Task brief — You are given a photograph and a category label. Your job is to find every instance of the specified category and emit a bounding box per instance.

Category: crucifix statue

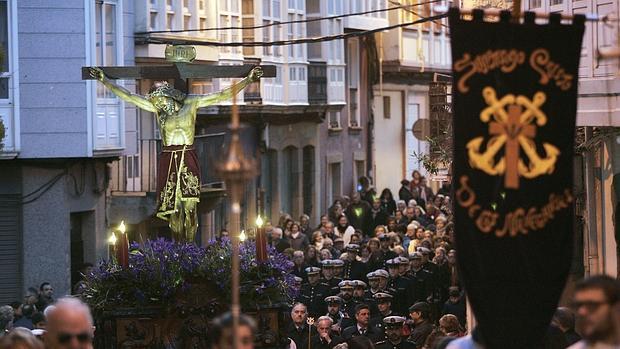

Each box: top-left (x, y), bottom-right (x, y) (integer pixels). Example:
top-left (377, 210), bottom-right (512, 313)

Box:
top-left (83, 46), bottom-right (273, 242)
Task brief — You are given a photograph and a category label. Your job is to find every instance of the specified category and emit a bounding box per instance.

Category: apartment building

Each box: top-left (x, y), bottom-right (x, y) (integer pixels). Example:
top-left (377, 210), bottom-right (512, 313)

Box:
top-left (0, 0), bottom-right (136, 301)
top-left (372, 1), bottom-right (452, 195)
top-left (520, 0), bottom-right (620, 280)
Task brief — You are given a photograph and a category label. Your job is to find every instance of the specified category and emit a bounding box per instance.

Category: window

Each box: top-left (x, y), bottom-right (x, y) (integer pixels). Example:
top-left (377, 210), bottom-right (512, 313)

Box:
top-left (199, 0), bottom-right (205, 10)
top-left (302, 146), bottom-right (315, 216)
top-left (529, 0), bottom-right (541, 7)
top-left (184, 15), bottom-right (191, 30)
top-left (149, 11), bottom-right (157, 30)
top-left (329, 162), bottom-right (342, 205)
top-left (328, 111), bottom-right (341, 129)
top-left (190, 78), bottom-right (215, 95)
top-left (0, 0), bottom-right (10, 99)
top-left (200, 17), bottom-right (207, 29)
top-left (349, 89), bottom-right (359, 127)
top-left (282, 146), bottom-right (299, 215)
top-left (383, 96), bottom-right (391, 119)
top-left (550, 0), bottom-right (563, 5)
top-left (166, 13), bottom-right (174, 30)
top-left (273, 22), bottom-right (281, 56)
top-left (94, 0), bottom-right (122, 150)
top-left (355, 160), bottom-right (365, 181)
top-left (263, 20), bottom-right (271, 55)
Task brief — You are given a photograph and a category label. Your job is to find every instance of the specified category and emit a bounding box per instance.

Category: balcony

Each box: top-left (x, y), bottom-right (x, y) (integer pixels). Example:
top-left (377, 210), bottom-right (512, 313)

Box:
top-left (110, 139), bottom-right (160, 194)
top-left (308, 63), bottom-right (327, 105)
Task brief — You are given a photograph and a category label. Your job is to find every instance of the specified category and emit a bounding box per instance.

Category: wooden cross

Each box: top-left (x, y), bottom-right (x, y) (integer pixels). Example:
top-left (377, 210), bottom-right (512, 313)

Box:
top-left (81, 62), bottom-right (276, 93)
top-left (489, 104), bottom-right (536, 189)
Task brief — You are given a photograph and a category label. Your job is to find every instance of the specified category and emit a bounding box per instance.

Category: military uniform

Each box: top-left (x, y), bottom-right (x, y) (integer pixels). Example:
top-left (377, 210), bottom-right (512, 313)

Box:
top-left (343, 244), bottom-right (368, 281)
top-left (375, 339), bottom-right (418, 349)
top-left (300, 267), bottom-right (330, 317)
top-left (374, 316), bottom-right (416, 349)
top-left (369, 292), bottom-right (397, 335)
top-left (386, 259), bottom-right (413, 315)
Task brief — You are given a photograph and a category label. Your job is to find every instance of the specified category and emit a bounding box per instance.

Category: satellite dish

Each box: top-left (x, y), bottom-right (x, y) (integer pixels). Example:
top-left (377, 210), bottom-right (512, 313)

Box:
top-left (412, 119), bottom-right (431, 140)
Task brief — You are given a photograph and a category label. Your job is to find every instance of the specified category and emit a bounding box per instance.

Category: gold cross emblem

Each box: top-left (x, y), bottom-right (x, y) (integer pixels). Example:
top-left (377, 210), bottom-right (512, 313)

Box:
top-left (467, 87), bottom-right (560, 189)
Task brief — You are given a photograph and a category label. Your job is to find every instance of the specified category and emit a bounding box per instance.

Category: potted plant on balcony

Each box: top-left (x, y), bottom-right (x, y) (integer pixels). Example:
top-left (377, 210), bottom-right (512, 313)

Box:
top-left (83, 238), bottom-right (296, 349)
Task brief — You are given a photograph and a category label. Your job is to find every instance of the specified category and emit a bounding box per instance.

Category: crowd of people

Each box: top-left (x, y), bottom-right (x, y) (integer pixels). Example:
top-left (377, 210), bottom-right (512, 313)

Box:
top-left (261, 172), bottom-right (462, 349)
top-left (2, 171), bottom-right (620, 349)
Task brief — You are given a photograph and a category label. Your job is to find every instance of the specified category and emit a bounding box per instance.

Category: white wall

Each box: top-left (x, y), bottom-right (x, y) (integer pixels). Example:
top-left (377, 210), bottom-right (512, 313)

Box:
top-left (373, 90), bottom-right (404, 196)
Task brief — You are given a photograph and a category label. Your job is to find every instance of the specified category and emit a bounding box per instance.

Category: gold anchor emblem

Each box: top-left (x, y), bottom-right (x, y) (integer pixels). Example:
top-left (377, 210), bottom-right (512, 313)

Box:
top-left (467, 87), bottom-right (560, 189)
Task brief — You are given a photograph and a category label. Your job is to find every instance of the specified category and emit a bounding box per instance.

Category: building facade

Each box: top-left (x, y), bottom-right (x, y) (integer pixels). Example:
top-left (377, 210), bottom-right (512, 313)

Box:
top-left (521, 0), bottom-right (620, 281)
top-left (371, 2), bottom-right (452, 196)
top-left (0, 0), bottom-right (135, 302)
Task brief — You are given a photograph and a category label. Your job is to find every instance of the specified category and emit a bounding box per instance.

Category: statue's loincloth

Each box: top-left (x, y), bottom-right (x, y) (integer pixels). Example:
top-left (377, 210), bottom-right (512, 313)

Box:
top-left (156, 145), bottom-right (201, 221)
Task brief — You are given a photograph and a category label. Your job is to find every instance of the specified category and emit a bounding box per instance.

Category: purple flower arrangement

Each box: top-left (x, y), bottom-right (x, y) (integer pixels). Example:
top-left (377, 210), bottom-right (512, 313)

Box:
top-left (83, 238), bottom-right (295, 311)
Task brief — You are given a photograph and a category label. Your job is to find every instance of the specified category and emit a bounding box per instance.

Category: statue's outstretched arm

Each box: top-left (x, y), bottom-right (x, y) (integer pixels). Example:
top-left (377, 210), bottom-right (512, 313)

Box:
top-left (89, 67), bottom-right (157, 113)
top-left (187, 67), bottom-right (264, 109)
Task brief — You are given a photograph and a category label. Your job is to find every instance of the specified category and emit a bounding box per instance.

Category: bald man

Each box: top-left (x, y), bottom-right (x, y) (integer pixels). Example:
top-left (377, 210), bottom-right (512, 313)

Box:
top-left (44, 297), bottom-right (94, 349)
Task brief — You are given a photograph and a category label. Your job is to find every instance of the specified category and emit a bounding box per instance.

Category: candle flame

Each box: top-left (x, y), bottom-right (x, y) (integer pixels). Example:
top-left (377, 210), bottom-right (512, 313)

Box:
top-left (255, 215), bottom-right (264, 228)
top-left (108, 233), bottom-right (117, 245)
top-left (119, 220), bottom-right (126, 234)
top-left (239, 230), bottom-right (247, 242)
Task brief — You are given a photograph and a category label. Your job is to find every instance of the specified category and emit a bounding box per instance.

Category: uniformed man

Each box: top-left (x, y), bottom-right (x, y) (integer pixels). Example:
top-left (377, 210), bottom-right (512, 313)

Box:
top-left (386, 259), bottom-right (412, 315)
top-left (325, 296), bottom-right (354, 334)
top-left (406, 253), bottom-right (432, 304)
top-left (396, 256), bottom-right (411, 277)
top-left (375, 316), bottom-right (416, 349)
top-left (369, 292), bottom-right (397, 335)
top-left (364, 271), bottom-right (381, 314)
top-left (352, 280), bottom-right (367, 303)
top-left (320, 260), bottom-right (343, 296)
top-left (300, 266), bottom-right (330, 317)
top-left (416, 247), bottom-right (441, 320)
top-left (332, 259), bottom-right (345, 280)
top-left (342, 244), bottom-right (367, 281)
top-left (338, 280), bottom-right (358, 319)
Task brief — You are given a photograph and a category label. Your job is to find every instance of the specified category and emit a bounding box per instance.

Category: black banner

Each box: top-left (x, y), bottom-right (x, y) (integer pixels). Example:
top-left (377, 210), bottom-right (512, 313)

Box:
top-left (449, 8), bottom-right (585, 348)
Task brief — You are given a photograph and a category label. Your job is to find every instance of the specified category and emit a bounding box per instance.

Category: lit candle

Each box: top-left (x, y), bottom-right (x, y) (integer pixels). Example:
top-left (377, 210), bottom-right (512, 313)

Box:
top-left (116, 221), bottom-right (129, 268)
top-left (255, 215), bottom-right (267, 263)
top-left (108, 232), bottom-right (117, 260)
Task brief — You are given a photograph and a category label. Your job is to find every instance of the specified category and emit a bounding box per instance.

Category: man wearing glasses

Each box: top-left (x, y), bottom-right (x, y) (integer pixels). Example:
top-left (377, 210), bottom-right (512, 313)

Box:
top-left (43, 298), bottom-right (94, 349)
top-left (568, 275), bottom-right (620, 349)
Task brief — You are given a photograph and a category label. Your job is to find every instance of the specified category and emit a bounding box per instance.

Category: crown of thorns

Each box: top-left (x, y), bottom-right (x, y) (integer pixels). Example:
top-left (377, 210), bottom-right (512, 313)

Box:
top-left (147, 81), bottom-right (186, 102)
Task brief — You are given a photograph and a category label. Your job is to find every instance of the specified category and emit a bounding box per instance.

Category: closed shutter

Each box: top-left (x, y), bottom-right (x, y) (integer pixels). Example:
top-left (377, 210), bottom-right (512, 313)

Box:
top-left (0, 194), bottom-right (20, 304)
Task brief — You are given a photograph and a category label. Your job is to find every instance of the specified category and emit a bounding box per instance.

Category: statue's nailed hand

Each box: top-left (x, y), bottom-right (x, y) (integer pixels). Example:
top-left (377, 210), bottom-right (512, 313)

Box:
top-left (88, 67), bottom-right (105, 81)
top-left (249, 66), bottom-right (264, 81)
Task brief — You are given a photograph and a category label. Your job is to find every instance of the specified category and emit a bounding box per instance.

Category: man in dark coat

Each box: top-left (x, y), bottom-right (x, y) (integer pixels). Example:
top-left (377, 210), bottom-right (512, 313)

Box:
top-left (375, 316), bottom-right (417, 349)
top-left (370, 198), bottom-right (389, 232)
top-left (342, 304), bottom-right (384, 343)
top-left (343, 244), bottom-right (368, 281)
top-left (386, 259), bottom-right (413, 316)
top-left (339, 280), bottom-right (359, 319)
top-left (320, 260), bottom-right (343, 296)
top-left (399, 180), bottom-right (414, 204)
top-left (287, 303), bottom-right (316, 349)
top-left (346, 193), bottom-right (372, 234)
top-left (369, 293), bottom-right (399, 336)
top-left (407, 302), bottom-right (434, 349)
top-left (325, 296), bottom-right (352, 333)
top-left (406, 253), bottom-right (433, 304)
top-left (310, 315), bottom-right (345, 349)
